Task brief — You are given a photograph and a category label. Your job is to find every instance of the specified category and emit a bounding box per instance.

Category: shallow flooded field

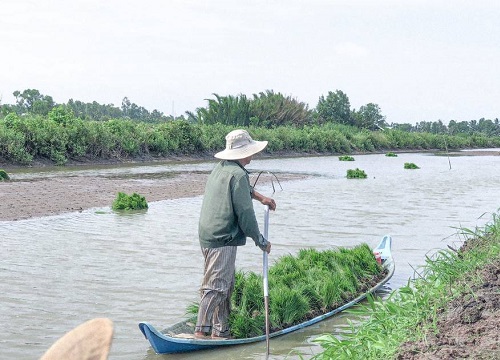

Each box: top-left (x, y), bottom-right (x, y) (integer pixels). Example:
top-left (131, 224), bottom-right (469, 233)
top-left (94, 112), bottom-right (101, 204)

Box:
top-left (1, 150), bottom-right (499, 359)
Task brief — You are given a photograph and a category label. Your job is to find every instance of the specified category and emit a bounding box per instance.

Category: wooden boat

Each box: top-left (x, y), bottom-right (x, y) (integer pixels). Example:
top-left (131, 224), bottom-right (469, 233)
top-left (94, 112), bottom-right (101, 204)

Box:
top-left (139, 235), bottom-right (394, 354)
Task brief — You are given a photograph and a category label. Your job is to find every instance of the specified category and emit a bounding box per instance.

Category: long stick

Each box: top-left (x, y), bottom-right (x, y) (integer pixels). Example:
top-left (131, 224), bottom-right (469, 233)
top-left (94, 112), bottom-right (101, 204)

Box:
top-left (444, 133), bottom-right (452, 170)
top-left (263, 205), bottom-right (270, 357)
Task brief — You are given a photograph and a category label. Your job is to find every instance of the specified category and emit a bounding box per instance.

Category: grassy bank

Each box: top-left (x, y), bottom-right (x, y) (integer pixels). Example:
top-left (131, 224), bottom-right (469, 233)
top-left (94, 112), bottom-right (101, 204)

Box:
top-left (1, 112), bottom-right (499, 166)
top-left (311, 211), bottom-right (500, 359)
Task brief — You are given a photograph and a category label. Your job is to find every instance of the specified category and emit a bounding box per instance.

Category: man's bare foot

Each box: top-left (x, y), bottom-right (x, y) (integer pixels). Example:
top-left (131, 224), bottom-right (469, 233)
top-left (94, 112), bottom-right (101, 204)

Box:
top-left (194, 331), bottom-right (211, 339)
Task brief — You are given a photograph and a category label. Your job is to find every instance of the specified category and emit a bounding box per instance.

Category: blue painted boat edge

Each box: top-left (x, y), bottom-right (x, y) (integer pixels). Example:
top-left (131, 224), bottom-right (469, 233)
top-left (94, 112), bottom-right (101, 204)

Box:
top-left (139, 322), bottom-right (219, 354)
top-left (139, 322), bottom-right (268, 347)
top-left (139, 235), bottom-right (394, 354)
top-left (138, 322), bottom-right (161, 354)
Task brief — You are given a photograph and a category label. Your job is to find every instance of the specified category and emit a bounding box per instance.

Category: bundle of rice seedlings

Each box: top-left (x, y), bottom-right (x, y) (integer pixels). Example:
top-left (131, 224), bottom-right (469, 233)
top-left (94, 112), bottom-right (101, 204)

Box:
top-left (404, 162), bottom-right (420, 169)
top-left (347, 168), bottom-right (368, 178)
top-left (0, 169), bottom-right (10, 181)
top-left (112, 192), bottom-right (148, 210)
top-left (188, 243), bottom-right (384, 338)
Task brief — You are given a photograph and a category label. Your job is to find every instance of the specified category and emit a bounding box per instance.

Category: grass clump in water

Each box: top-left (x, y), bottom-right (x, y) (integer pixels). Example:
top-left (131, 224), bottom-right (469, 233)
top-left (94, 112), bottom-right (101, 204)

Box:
top-left (112, 192), bottom-right (148, 211)
top-left (404, 162), bottom-right (420, 169)
top-left (0, 169), bottom-right (10, 181)
top-left (339, 155), bottom-right (355, 161)
top-left (385, 152), bottom-right (398, 157)
top-left (346, 168), bottom-right (367, 179)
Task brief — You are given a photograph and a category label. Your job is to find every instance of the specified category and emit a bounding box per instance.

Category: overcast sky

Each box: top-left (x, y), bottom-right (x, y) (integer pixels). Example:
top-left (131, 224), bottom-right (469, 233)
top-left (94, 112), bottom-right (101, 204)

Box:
top-left (1, 0), bottom-right (499, 124)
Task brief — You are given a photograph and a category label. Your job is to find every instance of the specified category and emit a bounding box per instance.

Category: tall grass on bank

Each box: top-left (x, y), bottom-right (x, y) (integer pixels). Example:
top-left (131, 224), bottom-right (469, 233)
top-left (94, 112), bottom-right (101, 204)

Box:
top-left (311, 211), bottom-right (500, 360)
top-left (1, 110), bottom-right (500, 166)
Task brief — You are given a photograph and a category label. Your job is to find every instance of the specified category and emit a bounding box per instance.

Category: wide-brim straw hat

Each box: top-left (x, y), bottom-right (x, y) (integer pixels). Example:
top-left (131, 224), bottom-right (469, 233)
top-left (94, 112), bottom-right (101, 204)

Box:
top-left (40, 318), bottom-right (114, 360)
top-left (214, 129), bottom-right (268, 160)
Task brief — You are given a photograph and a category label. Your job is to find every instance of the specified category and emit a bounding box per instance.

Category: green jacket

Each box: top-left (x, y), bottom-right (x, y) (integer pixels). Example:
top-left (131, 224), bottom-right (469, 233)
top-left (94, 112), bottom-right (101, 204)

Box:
top-left (198, 160), bottom-right (266, 249)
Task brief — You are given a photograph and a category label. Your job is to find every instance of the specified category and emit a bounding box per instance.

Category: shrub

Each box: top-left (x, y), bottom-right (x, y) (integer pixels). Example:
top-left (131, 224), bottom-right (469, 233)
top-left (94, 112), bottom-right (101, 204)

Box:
top-left (85, 121), bottom-right (116, 159)
top-left (198, 123), bottom-right (231, 152)
top-left (352, 131), bottom-right (375, 152)
top-left (104, 119), bottom-right (141, 157)
top-left (0, 125), bottom-right (33, 164)
top-left (157, 120), bottom-right (203, 153)
top-left (48, 105), bottom-right (75, 126)
top-left (64, 117), bottom-right (90, 158)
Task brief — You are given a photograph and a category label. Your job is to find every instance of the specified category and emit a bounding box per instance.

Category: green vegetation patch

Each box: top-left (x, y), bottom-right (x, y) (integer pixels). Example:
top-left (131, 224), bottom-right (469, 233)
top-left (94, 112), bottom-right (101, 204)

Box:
top-left (2, 88), bottom-right (500, 167)
top-left (0, 169), bottom-right (10, 181)
top-left (404, 162), bottom-right (420, 169)
top-left (112, 192), bottom-right (148, 211)
top-left (188, 244), bottom-right (384, 339)
top-left (339, 155), bottom-right (355, 161)
top-left (347, 168), bottom-right (367, 179)
top-left (1, 108), bottom-right (500, 167)
top-left (385, 152), bottom-right (398, 157)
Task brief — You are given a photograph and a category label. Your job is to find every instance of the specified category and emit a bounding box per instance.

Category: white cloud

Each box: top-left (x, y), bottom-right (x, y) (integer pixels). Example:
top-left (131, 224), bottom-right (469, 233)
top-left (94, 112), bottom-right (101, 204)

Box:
top-left (1, 0), bottom-right (500, 123)
top-left (334, 42), bottom-right (369, 57)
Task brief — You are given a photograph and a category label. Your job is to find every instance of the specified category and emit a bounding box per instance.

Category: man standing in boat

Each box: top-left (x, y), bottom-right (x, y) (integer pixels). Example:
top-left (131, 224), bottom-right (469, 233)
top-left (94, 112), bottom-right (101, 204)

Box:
top-left (194, 129), bottom-right (276, 340)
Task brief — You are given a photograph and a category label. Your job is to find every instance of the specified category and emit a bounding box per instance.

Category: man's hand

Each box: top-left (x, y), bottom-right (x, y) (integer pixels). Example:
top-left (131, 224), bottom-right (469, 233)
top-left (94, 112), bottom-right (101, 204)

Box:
top-left (261, 196), bottom-right (276, 211)
top-left (252, 190), bottom-right (277, 211)
top-left (258, 234), bottom-right (272, 253)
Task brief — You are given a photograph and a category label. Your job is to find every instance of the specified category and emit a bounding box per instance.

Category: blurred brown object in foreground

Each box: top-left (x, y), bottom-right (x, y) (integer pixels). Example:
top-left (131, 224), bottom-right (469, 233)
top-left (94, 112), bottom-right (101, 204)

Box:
top-left (40, 318), bottom-right (114, 360)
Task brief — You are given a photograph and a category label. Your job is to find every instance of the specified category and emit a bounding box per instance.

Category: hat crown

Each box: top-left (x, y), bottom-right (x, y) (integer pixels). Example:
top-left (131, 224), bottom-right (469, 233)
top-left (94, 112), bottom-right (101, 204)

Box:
top-left (226, 130), bottom-right (252, 150)
top-left (214, 129), bottom-right (267, 160)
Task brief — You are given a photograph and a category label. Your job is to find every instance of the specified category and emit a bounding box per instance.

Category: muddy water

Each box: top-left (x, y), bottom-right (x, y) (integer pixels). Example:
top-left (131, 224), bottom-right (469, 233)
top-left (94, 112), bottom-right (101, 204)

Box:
top-left (1, 151), bottom-right (499, 359)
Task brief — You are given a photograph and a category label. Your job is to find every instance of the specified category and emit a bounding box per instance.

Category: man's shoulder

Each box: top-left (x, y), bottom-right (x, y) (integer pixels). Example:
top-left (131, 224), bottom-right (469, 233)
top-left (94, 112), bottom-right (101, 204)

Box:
top-left (217, 161), bottom-right (247, 176)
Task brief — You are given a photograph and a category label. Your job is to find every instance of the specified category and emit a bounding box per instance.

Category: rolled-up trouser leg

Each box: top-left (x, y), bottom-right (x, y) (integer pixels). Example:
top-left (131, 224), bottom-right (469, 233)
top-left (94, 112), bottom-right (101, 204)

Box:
top-left (195, 246), bottom-right (237, 336)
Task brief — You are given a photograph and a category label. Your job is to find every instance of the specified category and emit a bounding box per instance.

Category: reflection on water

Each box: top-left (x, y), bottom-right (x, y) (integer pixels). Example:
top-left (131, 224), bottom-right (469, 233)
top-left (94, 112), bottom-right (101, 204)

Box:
top-left (1, 152), bottom-right (499, 359)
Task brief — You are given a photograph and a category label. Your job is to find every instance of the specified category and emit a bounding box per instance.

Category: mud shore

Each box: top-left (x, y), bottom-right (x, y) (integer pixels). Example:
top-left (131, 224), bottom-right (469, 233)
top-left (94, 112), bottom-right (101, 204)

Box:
top-left (397, 254), bottom-right (500, 359)
top-left (0, 170), bottom-right (211, 221)
top-left (0, 155), bottom-right (305, 221)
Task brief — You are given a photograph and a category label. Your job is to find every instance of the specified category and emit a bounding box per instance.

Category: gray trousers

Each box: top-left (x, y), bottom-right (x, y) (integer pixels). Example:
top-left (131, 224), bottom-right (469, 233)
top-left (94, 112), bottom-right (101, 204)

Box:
top-left (195, 246), bottom-right (237, 337)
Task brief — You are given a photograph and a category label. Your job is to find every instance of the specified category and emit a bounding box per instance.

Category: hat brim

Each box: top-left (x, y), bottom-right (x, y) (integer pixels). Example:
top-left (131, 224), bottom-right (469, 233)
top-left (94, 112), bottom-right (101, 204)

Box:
top-left (214, 140), bottom-right (268, 160)
top-left (40, 318), bottom-right (113, 360)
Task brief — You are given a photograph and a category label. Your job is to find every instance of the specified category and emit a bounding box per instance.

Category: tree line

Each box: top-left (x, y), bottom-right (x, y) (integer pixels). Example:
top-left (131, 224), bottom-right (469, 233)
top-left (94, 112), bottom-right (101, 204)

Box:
top-left (392, 118), bottom-right (500, 137)
top-left (1, 88), bottom-right (499, 136)
top-left (0, 89), bottom-right (173, 123)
